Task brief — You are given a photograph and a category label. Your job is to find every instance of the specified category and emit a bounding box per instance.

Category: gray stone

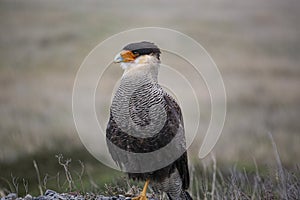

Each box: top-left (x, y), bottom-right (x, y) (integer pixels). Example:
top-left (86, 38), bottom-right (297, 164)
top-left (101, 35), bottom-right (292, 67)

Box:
top-left (33, 196), bottom-right (48, 200)
top-left (4, 193), bottom-right (17, 200)
top-left (24, 194), bottom-right (32, 200)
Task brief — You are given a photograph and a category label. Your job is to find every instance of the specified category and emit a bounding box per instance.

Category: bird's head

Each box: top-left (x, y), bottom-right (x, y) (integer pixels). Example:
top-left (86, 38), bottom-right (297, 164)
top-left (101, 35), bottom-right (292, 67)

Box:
top-left (114, 41), bottom-right (161, 70)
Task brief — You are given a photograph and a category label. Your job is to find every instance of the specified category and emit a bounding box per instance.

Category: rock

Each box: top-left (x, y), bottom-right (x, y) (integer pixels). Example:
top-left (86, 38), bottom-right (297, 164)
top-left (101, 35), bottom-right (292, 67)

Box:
top-left (2, 193), bottom-right (17, 200)
top-left (1, 190), bottom-right (159, 200)
top-left (32, 196), bottom-right (48, 200)
top-left (23, 195), bottom-right (32, 200)
top-left (44, 190), bottom-right (65, 200)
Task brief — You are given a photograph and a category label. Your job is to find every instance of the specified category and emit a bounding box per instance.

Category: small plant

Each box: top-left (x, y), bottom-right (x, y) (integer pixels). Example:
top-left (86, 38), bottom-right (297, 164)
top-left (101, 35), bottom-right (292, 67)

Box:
top-left (33, 160), bottom-right (43, 196)
top-left (0, 139), bottom-right (299, 199)
top-left (55, 154), bottom-right (75, 192)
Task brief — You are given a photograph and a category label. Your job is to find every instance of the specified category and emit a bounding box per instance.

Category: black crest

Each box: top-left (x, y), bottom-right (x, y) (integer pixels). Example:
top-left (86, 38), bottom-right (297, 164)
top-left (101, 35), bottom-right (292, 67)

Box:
top-left (123, 41), bottom-right (161, 60)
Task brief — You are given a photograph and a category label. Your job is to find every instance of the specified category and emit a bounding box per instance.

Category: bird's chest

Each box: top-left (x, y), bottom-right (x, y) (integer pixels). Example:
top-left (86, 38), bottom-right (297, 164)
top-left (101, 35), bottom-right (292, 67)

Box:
top-left (110, 83), bottom-right (166, 135)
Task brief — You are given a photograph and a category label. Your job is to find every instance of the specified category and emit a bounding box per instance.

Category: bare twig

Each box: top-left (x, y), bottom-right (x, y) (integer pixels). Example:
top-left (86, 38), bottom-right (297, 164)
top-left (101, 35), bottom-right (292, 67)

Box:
top-left (211, 154), bottom-right (217, 200)
top-left (10, 173), bottom-right (19, 194)
top-left (267, 132), bottom-right (288, 199)
top-left (86, 167), bottom-right (99, 191)
top-left (56, 154), bottom-right (74, 192)
top-left (0, 177), bottom-right (14, 193)
top-left (56, 172), bottom-right (61, 191)
top-left (22, 178), bottom-right (29, 195)
top-left (74, 160), bottom-right (85, 193)
top-left (43, 174), bottom-right (49, 190)
top-left (33, 160), bottom-right (43, 196)
top-left (202, 162), bottom-right (208, 200)
top-left (251, 157), bottom-right (260, 200)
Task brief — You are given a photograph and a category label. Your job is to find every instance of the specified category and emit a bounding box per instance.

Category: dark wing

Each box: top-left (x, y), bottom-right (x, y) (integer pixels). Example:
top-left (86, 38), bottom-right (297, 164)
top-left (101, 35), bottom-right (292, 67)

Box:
top-left (106, 113), bottom-right (128, 168)
top-left (106, 86), bottom-right (189, 188)
top-left (164, 94), bottom-right (190, 190)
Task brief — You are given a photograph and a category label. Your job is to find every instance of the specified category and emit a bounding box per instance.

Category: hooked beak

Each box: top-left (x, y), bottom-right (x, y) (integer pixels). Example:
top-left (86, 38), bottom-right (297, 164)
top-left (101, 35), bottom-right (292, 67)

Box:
top-left (113, 53), bottom-right (123, 63)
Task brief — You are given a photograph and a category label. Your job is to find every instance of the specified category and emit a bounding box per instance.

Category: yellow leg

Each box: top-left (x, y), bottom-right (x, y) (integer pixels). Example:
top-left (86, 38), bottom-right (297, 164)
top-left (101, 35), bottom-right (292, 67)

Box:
top-left (132, 179), bottom-right (149, 200)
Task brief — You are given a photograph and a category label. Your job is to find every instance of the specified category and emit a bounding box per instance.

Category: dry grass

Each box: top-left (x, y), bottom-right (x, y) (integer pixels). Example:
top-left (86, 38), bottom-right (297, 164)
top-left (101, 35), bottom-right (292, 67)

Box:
top-left (0, 140), bottom-right (299, 199)
top-left (189, 135), bottom-right (300, 200)
top-left (0, 1), bottom-right (299, 195)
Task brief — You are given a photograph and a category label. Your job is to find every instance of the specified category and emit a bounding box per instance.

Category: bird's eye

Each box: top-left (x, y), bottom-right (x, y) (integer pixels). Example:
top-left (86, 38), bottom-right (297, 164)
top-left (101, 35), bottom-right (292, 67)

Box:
top-left (133, 51), bottom-right (139, 56)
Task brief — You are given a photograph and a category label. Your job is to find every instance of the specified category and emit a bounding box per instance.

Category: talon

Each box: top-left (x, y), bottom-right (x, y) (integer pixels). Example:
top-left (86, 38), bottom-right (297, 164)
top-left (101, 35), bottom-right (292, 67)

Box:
top-left (132, 195), bottom-right (147, 200)
top-left (132, 179), bottom-right (149, 200)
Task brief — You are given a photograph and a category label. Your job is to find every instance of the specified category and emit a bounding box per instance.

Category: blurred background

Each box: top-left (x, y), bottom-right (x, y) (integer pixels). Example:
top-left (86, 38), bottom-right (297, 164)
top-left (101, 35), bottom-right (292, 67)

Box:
top-left (0, 0), bottom-right (299, 196)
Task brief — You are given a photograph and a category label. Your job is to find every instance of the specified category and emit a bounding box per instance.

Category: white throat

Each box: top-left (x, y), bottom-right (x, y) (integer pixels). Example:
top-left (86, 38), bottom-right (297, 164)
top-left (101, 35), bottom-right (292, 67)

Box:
top-left (121, 55), bottom-right (160, 82)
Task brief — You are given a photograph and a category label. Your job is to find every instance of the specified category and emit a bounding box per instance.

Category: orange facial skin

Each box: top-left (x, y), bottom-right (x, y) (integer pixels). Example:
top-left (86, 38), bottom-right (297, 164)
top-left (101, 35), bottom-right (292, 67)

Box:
top-left (120, 50), bottom-right (139, 62)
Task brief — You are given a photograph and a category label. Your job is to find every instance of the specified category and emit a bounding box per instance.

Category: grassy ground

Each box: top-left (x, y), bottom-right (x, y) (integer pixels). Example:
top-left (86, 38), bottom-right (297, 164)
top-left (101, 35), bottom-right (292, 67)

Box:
top-left (0, 145), bottom-right (299, 199)
top-left (0, 147), bottom-right (122, 196)
top-left (0, 0), bottom-right (299, 199)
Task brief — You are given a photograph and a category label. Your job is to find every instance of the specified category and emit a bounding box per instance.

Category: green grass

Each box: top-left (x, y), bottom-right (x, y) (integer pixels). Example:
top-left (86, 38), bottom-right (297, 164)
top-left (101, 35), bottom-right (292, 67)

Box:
top-left (0, 0), bottom-right (300, 166)
top-left (1, 133), bottom-right (298, 200)
top-left (0, 146), bottom-right (299, 199)
top-left (0, 147), bottom-right (121, 196)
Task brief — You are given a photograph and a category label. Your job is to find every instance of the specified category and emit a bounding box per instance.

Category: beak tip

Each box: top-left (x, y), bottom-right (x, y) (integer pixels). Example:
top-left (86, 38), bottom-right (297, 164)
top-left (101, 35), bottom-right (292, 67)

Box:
top-left (114, 53), bottom-right (123, 63)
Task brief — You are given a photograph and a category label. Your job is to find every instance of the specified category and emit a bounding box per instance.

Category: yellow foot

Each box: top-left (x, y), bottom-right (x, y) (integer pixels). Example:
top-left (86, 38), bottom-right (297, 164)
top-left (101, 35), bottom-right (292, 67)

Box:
top-left (132, 179), bottom-right (149, 200)
top-left (132, 195), bottom-right (148, 200)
